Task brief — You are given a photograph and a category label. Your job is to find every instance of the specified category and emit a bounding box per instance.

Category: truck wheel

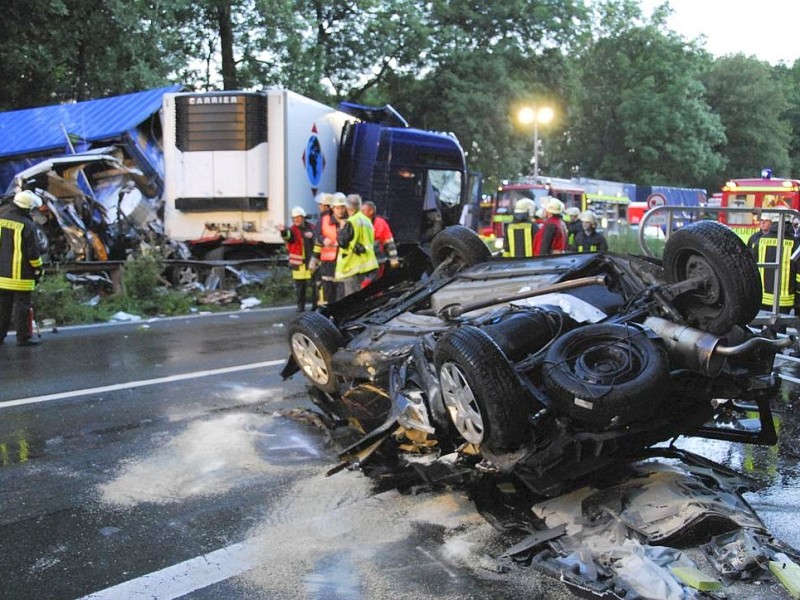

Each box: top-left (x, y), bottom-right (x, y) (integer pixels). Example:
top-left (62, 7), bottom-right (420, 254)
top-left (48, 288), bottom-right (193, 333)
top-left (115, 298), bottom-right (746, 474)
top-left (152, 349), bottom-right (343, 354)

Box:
top-left (289, 312), bottom-right (344, 394)
top-left (663, 220), bottom-right (760, 334)
top-left (434, 326), bottom-right (530, 452)
top-left (543, 323), bottom-right (669, 427)
top-left (431, 225), bottom-right (491, 275)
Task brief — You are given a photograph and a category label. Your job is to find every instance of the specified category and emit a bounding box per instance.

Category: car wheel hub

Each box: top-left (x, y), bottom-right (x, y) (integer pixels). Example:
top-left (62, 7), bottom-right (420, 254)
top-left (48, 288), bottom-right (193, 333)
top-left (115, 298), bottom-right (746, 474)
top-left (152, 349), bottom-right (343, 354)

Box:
top-left (440, 362), bottom-right (484, 444)
top-left (291, 333), bottom-right (330, 385)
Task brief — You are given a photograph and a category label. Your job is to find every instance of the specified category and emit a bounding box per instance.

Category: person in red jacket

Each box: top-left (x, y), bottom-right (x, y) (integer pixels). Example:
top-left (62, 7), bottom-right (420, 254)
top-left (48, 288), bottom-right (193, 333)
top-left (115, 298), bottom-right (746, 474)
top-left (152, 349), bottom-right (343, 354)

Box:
top-left (533, 197), bottom-right (569, 256)
top-left (279, 206), bottom-right (316, 312)
top-left (361, 201), bottom-right (399, 281)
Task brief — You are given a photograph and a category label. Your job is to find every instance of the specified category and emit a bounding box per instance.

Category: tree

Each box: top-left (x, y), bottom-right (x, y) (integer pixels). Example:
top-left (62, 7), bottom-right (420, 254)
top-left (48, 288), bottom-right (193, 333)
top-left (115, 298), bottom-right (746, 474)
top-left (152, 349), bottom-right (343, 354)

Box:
top-left (0, 0), bottom-right (184, 110)
top-left (705, 55), bottom-right (792, 183)
top-left (555, 5), bottom-right (726, 188)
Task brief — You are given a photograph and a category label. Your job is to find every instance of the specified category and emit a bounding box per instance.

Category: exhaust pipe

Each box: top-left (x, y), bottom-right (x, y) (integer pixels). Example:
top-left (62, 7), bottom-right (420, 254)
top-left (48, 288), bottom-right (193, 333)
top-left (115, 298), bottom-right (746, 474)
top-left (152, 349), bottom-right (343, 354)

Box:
top-left (644, 317), bottom-right (794, 377)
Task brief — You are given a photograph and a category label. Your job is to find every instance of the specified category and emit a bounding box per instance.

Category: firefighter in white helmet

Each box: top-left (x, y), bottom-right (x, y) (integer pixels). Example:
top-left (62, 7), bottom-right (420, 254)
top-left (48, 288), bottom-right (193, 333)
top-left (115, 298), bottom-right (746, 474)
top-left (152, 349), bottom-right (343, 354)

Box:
top-left (502, 199), bottom-right (537, 258)
top-left (279, 206), bottom-right (316, 311)
top-left (572, 210), bottom-right (608, 253)
top-left (0, 190), bottom-right (44, 346)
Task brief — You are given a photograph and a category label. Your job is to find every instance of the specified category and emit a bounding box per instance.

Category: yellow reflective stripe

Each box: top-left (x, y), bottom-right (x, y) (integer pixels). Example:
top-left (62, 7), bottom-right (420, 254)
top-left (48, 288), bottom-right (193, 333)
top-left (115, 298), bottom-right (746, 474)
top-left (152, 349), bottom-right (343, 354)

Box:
top-left (0, 218), bottom-right (26, 280)
top-left (0, 276), bottom-right (35, 291)
top-left (30, 257), bottom-right (43, 268)
top-left (757, 238), bottom-right (794, 305)
top-left (506, 223), bottom-right (533, 257)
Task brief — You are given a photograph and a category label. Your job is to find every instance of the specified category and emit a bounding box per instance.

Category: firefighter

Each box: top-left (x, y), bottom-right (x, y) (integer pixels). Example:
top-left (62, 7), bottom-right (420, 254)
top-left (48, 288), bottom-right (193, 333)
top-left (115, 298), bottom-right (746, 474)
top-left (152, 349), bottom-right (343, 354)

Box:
top-left (0, 190), bottom-right (44, 346)
top-left (502, 199), bottom-right (537, 258)
top-left (361, 200), bottom-right (399, 278)
top-left (565, 206), bottom-right (582, 249)
top-left (747, 213), bottom-right (795, 313)
top-left (335, 194), bottom-right (379, 296)
top-left (279, 206), bottom-right (316, 312)
top-left (572, 211), bottom-right (608, 253)
top-left (311, 193), bottom-right (339, 306)
top-left (533, 197), bottom-right (569, 255)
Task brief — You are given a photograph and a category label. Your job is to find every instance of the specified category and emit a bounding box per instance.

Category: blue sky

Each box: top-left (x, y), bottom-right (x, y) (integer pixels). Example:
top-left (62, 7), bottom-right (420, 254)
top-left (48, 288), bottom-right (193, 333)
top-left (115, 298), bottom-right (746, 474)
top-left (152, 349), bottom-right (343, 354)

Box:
top-left (638, 0), bottom-right (800, 65)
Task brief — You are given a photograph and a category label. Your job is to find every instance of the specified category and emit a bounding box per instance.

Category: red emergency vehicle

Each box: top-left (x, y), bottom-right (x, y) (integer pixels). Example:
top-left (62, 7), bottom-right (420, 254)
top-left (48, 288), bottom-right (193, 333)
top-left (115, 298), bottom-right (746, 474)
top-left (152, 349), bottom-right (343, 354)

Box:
top-left (719, 169), bottom-right (800, 237)
top-left (491, 178), bottom-right (585, 238)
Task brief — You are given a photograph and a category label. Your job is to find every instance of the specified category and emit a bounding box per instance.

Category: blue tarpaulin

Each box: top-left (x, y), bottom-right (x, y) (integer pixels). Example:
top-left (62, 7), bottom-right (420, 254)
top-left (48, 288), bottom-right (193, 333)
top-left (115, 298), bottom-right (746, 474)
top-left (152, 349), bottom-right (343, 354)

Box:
top-left (0, 85), bottom-right (181, 159)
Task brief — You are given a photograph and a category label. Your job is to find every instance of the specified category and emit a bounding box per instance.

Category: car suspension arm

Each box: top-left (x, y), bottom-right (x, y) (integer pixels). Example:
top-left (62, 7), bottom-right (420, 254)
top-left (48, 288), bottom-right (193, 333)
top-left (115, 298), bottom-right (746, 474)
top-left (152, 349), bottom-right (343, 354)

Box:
top-left (437, 275), bottom-right (608, 321)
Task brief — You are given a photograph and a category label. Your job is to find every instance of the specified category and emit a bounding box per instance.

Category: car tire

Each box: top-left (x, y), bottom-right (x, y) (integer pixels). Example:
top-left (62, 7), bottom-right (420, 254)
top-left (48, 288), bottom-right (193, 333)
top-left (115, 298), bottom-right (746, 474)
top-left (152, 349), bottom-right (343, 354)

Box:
top-left (167, 264), bottom-right (203, 287)
top-left (543, 323), bottom-right (669, 427)
top-left (431, 225), bottom-right (491, 274)
top-left (663, 220), bottom-right (761, 334)
top-left (434, 326), bottom-right (530, 452)
top-left (289, 312), bottom-right (344, 394)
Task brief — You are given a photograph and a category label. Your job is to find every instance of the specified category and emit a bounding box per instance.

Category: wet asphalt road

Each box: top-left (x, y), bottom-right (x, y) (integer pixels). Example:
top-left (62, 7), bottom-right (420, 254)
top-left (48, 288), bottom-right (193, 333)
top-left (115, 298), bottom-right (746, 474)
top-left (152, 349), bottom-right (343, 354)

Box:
top-left (2, 308), bottom-right (800, 599)
top-left (0, 308), bottom-right (573, 600)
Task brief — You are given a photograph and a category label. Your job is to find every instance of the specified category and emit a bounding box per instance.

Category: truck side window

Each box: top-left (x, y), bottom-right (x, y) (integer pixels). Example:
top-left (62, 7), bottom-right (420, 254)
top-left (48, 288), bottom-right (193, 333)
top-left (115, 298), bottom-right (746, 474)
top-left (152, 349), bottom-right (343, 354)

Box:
top-left (428, 170), bottom-right (462, 208)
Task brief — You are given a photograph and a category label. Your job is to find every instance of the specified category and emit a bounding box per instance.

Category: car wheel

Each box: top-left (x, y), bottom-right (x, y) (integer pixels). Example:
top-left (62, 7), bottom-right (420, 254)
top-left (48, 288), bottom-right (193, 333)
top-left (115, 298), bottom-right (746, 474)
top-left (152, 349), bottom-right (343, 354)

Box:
top-left (543, 323), bottom-right (669, 427)
top-left (663, 220), bottom-right (761, 334)
top-left (434, 326), bottom-right (530, 452)
top-left (289, 312), bottom-right (344, 394)
top-left (168, 264), bottom-right (203, 287)
top-left (431, 225), bottom-right (491, 275)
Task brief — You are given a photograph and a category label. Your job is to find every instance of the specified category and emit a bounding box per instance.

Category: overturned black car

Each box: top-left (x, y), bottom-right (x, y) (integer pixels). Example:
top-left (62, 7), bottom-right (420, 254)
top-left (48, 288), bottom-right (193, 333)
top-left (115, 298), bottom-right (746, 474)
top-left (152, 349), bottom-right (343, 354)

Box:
top-left (282, 222), bottom-right (792, 496)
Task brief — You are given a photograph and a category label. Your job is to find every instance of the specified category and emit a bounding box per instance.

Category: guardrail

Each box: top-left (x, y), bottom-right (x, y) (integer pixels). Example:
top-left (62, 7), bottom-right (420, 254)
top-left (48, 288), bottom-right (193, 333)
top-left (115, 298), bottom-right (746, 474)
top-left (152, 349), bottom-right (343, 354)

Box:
top-left (638, 205), bottom-right (800, 318)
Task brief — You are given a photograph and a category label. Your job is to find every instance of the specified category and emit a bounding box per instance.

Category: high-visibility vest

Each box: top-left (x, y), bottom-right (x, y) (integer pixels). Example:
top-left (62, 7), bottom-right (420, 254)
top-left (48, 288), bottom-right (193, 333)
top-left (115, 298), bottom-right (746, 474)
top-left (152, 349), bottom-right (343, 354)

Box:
top-left (318, 214), bottom-right (338, 262)
top-left (756, 236), bottom-right (795, 307)
top-left (282, 223), bottom-right (313, 281)
top-left (335, 212), bottom-right (378, 280)
top-left (0, 207), bottom-right (43, 292)
top-left (502, 221), bottom-right (534, 257)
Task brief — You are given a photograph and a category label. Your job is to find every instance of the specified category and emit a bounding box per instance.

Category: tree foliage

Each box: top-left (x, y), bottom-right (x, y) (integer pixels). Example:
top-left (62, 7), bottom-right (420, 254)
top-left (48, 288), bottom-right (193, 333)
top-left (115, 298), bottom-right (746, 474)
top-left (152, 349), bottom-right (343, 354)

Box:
top-left (1, 0), bottom-right (800, 192)
top-left (704, 55), bottom-right (792, 184)
top-left (557, 14), bottom-right (725, 188)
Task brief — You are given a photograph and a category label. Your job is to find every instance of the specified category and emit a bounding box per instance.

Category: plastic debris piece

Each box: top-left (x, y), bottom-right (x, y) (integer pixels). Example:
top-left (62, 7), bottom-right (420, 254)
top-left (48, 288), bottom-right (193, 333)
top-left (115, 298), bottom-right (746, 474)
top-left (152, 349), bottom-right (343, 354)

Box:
top-left (109, 311), bottom-right (142, 322)
top-left (670, 566), bottom-right (721, 591)
top-left (239, 296), bottom-right (262, 309)
top-left (769, 553), bottom-right (800, 599)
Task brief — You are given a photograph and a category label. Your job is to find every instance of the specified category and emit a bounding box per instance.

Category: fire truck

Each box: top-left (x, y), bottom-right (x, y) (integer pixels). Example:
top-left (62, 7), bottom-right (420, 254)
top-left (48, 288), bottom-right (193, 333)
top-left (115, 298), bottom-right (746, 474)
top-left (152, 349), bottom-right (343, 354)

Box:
top-left (491, 178), bottom-right (585, 238)
top-left (719, 169), bottom-right (800, 238)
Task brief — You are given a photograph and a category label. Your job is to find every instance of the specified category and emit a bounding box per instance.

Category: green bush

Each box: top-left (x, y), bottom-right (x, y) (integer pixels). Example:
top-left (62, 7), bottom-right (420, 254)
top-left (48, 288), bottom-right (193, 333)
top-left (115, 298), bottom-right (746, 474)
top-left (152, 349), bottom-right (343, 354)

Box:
top-left (123, 254), bottom-right (163, 300)
top-left (33, 260), bottom-right (296, 326)
top-left (33, 272), bottom-right (100, 324)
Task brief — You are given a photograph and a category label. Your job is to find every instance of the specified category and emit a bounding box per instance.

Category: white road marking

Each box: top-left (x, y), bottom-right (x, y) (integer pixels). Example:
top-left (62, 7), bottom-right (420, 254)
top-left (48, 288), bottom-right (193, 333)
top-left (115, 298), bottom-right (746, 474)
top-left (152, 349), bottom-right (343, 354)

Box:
top-left (79, 541), bottom-right (260, 599)
top-left (1, 360), bottom-right (286, 408)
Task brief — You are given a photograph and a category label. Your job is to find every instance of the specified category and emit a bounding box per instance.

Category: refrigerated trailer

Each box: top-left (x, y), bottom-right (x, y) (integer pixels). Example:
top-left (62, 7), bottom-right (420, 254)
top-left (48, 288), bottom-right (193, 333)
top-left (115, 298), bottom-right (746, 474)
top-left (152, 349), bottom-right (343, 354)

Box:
top-left (162, 89), bottom-right (469, 259)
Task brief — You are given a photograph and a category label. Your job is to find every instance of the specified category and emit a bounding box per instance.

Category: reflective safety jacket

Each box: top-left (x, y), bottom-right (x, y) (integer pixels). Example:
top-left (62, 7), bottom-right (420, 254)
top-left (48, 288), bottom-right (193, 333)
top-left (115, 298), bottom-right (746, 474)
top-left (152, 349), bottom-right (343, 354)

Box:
top-left (372, 215), bottom-right (398, 264)
top-left (335, 211), bottom-right (378, 280)
top-left (281, 220), bottom-right (315, 281)
top-left (751, 234), bottom-right (795, 308)
top-left (502, 220), bottom-right (536, 258)
top-left (0, 204), bottom-right (42, 292)
top-left (533, 216), bottom-right (568, 256)
top-left (572, 230), bottom-right (608, 253)
top-left (313, 212), bottom-right (339, 263)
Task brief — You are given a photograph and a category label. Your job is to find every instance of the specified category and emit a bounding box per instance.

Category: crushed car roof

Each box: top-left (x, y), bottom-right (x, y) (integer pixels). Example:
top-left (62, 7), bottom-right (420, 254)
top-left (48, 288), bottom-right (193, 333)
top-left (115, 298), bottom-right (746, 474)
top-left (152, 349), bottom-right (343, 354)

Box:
top-left (0, 85), bottom-right (181, 159)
